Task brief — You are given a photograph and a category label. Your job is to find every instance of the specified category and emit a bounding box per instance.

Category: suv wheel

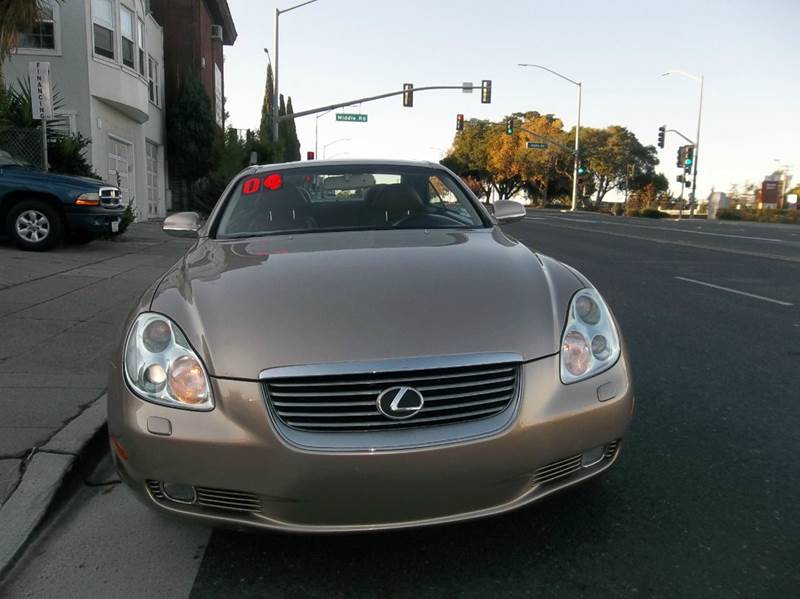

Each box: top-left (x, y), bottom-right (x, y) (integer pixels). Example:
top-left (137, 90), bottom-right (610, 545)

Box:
top-left (8, 200), bottom-right (64, 251)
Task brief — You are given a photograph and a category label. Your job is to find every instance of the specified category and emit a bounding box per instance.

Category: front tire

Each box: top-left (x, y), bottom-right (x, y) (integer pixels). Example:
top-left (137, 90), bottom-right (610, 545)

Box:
top-left (8, 200), bottom-right (64, 251)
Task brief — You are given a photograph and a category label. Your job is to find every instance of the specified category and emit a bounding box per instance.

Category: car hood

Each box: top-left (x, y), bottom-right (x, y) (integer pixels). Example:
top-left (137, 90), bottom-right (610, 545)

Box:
top-left (3, 165), bottom-right (104, 189)
top-left (151, 228), bottom-right (583, 380)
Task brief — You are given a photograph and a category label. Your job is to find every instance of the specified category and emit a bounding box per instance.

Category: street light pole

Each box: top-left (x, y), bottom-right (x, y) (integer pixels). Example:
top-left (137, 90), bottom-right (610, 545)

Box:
top-left (273, 0), bottom-right (320, 143)
top-left (314, 109), bottom-right (334, 158)
top-left (662, 70), bottom-right (703, 216)
top-left (518, 64), bottom-right (582, 211)
top-left (323, 138), bottom-right (350, 159)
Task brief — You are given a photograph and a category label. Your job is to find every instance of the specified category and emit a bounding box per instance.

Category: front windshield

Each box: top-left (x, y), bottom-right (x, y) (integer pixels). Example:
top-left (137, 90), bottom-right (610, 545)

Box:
top-left (0, 150), bottom-right (28, 167)
top-left (215, 165), bottom-right (486, 239)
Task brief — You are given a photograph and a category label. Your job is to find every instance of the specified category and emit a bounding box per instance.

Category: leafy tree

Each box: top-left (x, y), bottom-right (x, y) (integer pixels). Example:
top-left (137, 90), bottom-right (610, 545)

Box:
top-left (285, 96), bottom-right (301, 161)
top-left (487, 112), bottom-right (570, 201)
top-left (442, 119), bottom-right (496, 200)
top-left (167, 75), bottom-right (217, 183)
top-left (578, 125), bottom-right (659, 204)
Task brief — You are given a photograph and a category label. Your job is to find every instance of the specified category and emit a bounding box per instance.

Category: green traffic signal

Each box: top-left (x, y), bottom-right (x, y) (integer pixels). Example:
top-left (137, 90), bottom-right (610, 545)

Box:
top-left (506, 119), bottom-right (514, 135)
top-left (577, 166), bottom-right (586, 175)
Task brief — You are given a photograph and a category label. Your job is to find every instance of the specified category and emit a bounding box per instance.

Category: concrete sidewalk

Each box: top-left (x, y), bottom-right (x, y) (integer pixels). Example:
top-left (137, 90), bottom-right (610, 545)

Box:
top-left (0, 222), bottom-right (192, 503)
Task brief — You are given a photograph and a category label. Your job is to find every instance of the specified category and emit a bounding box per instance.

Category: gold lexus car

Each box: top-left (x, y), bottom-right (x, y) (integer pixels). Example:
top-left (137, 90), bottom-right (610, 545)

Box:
top-left (108, 160), bottom-right (634, 532)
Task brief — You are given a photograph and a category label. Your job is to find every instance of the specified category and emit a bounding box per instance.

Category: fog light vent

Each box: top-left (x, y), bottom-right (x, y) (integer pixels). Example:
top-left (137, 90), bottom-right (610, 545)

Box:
top-left (161, 482), bottom-right (197, 504)
top-left (581, 445), bottom-right (606, 468)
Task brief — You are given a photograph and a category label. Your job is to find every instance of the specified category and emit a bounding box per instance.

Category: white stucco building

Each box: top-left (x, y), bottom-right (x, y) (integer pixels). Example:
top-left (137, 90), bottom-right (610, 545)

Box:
top-left (3, 0), bottom-right (167, 220)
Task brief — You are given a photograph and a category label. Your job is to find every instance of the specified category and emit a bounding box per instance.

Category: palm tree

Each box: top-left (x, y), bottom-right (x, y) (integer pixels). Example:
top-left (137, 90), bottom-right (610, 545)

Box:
top-left (0, 0), bottom-right (51, 114)
top-left (0, 0), bottom-right (44, 60)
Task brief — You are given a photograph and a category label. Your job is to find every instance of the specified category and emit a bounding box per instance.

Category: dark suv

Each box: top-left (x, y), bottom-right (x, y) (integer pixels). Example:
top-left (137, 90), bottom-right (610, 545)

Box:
top-left (0, 150), bottom-right (124, 251)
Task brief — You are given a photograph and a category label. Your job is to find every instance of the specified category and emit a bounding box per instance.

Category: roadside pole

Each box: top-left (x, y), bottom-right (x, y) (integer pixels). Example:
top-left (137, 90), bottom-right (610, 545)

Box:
top-left (28, 61), bottom-right (53, 172)
top-left (41, 119), bottom-right (48, 171)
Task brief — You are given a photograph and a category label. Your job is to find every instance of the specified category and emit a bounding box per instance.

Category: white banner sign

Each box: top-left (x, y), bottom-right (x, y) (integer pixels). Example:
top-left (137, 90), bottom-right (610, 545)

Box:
top-left (28, 61), bottom-right (54, 120)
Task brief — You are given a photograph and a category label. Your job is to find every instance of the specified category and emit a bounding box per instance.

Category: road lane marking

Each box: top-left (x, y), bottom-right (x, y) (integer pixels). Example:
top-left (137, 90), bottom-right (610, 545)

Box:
top-left (674, 277), bottom-right (794, 306)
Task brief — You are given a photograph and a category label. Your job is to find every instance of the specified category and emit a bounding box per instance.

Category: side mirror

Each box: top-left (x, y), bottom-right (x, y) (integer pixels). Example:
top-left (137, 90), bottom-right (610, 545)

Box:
top-left (163, 212), bottom-right (201, 238)
top-left (493, 200), bottom-right (526, 223)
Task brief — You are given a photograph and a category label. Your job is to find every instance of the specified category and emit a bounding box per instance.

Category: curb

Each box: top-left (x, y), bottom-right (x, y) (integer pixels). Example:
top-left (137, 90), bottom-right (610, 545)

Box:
top-left (0, 395), bottom-right (107, 579)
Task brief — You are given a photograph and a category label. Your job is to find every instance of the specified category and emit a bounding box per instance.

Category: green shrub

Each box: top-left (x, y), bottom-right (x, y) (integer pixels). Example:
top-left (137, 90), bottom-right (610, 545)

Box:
top-left (639, 208), bottom-right (663, 218)
top-left (717, 209), bottom-right (742, 220)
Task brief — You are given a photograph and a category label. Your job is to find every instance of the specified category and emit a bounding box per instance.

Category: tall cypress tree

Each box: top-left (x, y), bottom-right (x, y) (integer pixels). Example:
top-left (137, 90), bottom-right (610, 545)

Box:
top-left (259, 64), bottom-right (275, 142)
top-left (286, 97), bottom-right (301, 161)
top-left (278, 94), bottom-right (289, 161)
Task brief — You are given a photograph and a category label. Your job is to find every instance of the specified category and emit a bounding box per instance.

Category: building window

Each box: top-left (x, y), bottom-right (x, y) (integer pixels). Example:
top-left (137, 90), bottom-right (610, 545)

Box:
top-left (137, 19), bottom-right (146, 76)
top-left (214, 63), bottom-right (223, 127)
top-left (92, 0), bottom-right (115, 60)
top-left (120, 6), bottom-right (135, 68)
top-left (17, 0), bottom-right (56, 50)
top-left (148, 56), bottom-right (160, 106)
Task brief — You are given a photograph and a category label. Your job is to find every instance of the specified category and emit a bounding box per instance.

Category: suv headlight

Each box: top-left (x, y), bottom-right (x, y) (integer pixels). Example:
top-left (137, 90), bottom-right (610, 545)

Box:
top-left (123, 313), bottom-right (213, 410)
top-left (560, 288), bottom-right (621, 384)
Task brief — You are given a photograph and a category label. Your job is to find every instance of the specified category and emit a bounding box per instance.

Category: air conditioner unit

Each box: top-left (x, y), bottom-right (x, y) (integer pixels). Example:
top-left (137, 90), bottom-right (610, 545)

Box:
top-left (210, 24), bottom-right (223, 41)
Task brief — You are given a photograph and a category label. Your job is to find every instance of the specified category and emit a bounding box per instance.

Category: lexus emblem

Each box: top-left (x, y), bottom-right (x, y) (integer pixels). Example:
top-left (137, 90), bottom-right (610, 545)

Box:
top-left (376, 386), bottom-right (425, 420)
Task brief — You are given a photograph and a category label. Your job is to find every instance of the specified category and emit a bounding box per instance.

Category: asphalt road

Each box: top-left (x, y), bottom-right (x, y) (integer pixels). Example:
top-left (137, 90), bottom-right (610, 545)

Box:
top-left (2, 212), bottom-right (798, 598)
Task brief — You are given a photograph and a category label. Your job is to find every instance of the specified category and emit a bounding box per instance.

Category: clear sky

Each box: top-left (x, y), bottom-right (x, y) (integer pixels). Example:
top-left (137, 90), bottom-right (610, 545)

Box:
top-left (224, 0), bottom-right (799, 200)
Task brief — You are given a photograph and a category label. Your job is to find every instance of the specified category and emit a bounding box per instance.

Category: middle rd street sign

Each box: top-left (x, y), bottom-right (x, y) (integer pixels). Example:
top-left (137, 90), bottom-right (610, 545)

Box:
top-left (336, 113), bottom-right (368, 123)
top-left (527, 142), bottom-right (547, 149)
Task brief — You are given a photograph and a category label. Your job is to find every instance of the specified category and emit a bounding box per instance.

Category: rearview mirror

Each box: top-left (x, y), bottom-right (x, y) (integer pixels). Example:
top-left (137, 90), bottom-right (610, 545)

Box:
top-left (163, 212), bottom-right (201, 238)
top-left (493, 200), bottom-right (526, 223)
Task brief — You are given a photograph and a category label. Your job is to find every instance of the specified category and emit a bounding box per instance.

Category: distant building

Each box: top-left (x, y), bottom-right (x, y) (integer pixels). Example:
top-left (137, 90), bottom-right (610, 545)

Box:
top-left (149, 0), bottom-right (237, 131)
top-left (707, 192), bottom-right (731, 219)
top-left (3, 0), bottom-right (168, 220)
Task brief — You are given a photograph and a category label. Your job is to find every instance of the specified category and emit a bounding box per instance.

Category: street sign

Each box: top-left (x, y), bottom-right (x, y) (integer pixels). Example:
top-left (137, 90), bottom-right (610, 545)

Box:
top-left (462, 82), bottom-right (473, 93)
top-left (28, 61), bottom-right (53, 120)
top-left (526, 142), bottom-right (547, 149)
top-left (336, 113), bottom-right (368, 123)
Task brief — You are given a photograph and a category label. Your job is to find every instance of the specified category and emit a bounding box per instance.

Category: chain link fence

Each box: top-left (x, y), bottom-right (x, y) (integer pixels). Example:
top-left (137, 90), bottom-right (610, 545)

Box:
top-left (0, 127), bottom-right (44, 169)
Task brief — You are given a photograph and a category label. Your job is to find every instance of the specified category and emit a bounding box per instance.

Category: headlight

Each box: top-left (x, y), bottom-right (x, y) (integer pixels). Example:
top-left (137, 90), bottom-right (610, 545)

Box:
top-left (123, 313), bottom-right (213, 410)
top-left (560, 288), bottom-right (620, 384)
top-left (75, 193), bottom-right (100, 206)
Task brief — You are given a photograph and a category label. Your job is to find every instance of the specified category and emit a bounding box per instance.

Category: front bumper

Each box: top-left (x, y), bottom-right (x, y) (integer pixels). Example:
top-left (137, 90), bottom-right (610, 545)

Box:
top-left (108, 353), bottom-right (634, 532)
top-left (66, 207), bottom-right (124, 233)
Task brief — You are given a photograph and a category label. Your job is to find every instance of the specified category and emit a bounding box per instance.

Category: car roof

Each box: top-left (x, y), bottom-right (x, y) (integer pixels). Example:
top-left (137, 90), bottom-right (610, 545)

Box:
top-left (247, 159), bottom-right (443, 175)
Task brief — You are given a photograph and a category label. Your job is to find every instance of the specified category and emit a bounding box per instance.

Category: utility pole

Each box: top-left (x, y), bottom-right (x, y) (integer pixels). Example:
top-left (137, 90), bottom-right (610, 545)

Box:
top-left (518, 64), bottom-right (582, 211)
top-left (273, 1), bottom-right (320, 143)
top-left (662, 70), bottom-right (704, 216)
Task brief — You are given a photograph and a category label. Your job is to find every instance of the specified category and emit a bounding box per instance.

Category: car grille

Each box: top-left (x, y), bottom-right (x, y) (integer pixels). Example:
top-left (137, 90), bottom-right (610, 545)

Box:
top-left (264, 362), bottom-right (520, 432)
top-left (532, 440), bottom-right (620, 486)
top-left (99, 186), bottom-right (121, 207)
top-left (146, 480), bottom-right (262, 513)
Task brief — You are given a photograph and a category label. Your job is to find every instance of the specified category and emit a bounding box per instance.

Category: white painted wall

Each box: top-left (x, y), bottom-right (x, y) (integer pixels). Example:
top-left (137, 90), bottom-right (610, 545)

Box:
top-left (2, 0), bottom-right (167, 221)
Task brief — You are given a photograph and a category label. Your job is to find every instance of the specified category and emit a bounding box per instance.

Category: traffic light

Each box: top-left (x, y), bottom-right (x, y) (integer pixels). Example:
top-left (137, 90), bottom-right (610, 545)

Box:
top-left (627, 164), bottom-right (636, 178)
top-left (684, 146), bottom-right (694, 174)
top-left (578, 164), bottom-right (587, 176)
top-left (306, 151), bottom-right (315, 160)
top-left (402, 83), bottom-right (414, 107)
top-left (677, 146), bottom-right (686, 168)
top-left (481, 80), bottom-right (492, 104)
top-left (657, 125), bottom-right (666, 149)
top-left (506, 119), bottom-right (514, 135)
top-left (677, 174), bottom-right (684, 183)
top-left (456, 113), bottom-right (464, 132)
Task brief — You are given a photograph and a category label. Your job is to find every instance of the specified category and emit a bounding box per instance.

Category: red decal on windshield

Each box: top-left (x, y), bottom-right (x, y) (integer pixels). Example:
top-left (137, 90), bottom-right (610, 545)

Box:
top-left (264, 173), bottom-right (283, 191)
top-left (242, 177), bottom-right (261, 195)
